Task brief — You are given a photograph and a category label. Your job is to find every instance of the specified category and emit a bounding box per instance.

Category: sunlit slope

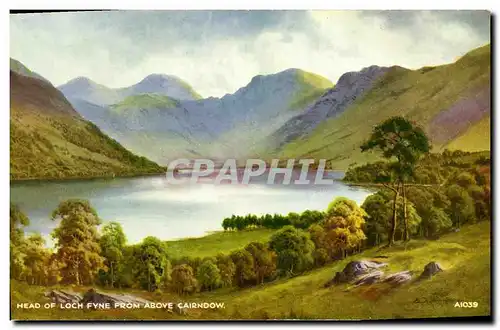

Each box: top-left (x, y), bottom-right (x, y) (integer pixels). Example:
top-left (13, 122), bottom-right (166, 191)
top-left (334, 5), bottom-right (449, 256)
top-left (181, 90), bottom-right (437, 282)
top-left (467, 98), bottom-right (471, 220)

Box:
top-left (10, 70), bottom-right (163, 180)
top-left (279, 44), bottom-right (490, 169)
top-left (11, 222), bottom-right (490, 320)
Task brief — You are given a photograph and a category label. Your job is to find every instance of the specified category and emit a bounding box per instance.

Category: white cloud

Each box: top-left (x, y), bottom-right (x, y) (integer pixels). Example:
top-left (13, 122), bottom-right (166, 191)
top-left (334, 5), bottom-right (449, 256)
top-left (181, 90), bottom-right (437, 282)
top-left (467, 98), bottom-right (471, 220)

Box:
top-left (10, 11), bottom-right (490, 97)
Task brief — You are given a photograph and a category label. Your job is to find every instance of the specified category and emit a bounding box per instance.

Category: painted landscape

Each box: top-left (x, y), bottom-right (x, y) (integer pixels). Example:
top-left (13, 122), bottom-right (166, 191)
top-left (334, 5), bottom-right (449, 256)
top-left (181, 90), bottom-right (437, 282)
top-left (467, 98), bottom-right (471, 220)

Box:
top-left (10, 10), bottom-right (491, 321)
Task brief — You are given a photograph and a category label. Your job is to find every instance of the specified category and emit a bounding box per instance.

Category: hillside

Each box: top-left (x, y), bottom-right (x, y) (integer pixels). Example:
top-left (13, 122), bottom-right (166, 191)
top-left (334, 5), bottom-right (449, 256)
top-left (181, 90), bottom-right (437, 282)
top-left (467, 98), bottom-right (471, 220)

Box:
top-left (11, 222), bottom-right (490, 320)
top-left (58, 74), bottom-right (202, 106)
top-left (63, 69), bottom-right (334, 164)
top-left (276, 44), bottom-right (491, 169)
top-left (10, 68), bottom-right (164, 180)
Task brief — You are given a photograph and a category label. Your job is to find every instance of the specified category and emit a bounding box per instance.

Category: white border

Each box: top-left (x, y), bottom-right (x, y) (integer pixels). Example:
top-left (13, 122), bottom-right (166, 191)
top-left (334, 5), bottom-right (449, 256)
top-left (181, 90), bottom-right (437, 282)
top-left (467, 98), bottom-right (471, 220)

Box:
top-left (2, 1), bottom-right (498, 329)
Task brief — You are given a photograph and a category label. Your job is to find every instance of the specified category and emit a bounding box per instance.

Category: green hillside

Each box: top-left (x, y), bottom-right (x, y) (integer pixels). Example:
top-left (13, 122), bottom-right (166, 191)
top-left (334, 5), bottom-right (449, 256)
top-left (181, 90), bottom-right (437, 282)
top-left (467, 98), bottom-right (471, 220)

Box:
top-left (10, 70), bottom-right (164, 180)
top-left (279, 44), bottom-right (491, 169)
top-left (445, 116), bottom-right (491, 152)
top-left (289, 69), bottom-right (334, 110)
top-left (111, 93), bottom-right (180, 111)
top-left (11, 222), bottom-right (490, 320)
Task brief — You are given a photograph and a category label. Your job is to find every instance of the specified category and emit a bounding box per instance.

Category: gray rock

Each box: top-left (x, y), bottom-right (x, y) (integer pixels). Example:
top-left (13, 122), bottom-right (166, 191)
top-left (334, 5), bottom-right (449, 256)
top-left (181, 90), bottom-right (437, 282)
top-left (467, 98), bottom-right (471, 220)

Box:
top-left (353, 270), bottom-right (384, 286)
top-left (420, 262), bottom-right (443, 279)
top-left (45, 290), bottom-right (82, 304)
top-left (325, 260), bottom-right (388, 287)
top-left (383, 270), bottom-right (413, 285)
top-left (80, 288), bottom-right (151, 308)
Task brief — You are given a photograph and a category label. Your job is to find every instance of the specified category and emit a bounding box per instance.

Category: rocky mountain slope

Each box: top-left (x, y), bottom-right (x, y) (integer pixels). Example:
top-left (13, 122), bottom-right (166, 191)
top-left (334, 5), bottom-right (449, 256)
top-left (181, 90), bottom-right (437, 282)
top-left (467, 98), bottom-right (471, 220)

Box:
top-left (60, 69), bottom-right (334, 164)
top-left (274, 44), bottom-right (491, 168)
top-left (10, 63), bottom-right (163, 180)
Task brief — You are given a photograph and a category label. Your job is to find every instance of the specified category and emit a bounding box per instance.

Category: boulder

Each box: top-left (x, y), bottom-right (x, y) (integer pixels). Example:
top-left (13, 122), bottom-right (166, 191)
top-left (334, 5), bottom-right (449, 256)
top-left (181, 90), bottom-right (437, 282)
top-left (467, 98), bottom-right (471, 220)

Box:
top-left (353, 270), bottom-right (384, 286)
top-left (325, 260), bottom-right (388, 287)
top-left (45, 290), bottom-right (82, 304)
top-left (81, 288), bottom-right (151, 308)
top-left (420, 262), bottom-right (443, 279)
top-left (383, 270), bottom-right (413, 286)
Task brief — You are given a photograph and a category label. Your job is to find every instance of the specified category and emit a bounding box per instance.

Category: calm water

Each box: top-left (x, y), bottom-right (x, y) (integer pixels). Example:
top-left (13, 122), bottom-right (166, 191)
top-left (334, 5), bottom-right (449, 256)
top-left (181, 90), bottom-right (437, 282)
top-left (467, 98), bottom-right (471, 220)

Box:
top-left (10, 171), bottom-right (373, 245)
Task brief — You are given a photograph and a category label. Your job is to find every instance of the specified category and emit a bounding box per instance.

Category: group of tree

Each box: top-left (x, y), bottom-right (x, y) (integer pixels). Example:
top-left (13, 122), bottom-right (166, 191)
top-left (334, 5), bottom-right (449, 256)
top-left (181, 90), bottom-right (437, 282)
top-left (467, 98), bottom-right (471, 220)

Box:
top-left (10, 116), bottom-right (490, 296)
top-left (221, 210), bottom-right (324, 231)
top-left (349, 116), bottom-right (490, 247)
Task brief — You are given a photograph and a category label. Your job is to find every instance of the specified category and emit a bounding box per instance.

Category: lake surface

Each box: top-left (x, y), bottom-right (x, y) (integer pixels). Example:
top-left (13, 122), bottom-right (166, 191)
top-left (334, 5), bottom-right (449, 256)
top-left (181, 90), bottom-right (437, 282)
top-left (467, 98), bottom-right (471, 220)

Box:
top-left (10, 171), bottom-right (373, 245)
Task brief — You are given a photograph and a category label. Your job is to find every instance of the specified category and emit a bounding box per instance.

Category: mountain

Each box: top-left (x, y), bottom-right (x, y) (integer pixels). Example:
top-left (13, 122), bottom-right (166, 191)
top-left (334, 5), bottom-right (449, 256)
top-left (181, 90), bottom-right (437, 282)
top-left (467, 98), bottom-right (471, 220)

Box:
top-left (58, 74), bottom-right (202, 106)
top-left (62, 68), bottom-right (334, 164)
top-left (10, 58), bottom-right (51, 84)
top-left (267, 65), bottom-right (390, 151)
top-left (10, 62), bottom-right (163, 180)
top-left (275, 44), bottom-right (491, 169)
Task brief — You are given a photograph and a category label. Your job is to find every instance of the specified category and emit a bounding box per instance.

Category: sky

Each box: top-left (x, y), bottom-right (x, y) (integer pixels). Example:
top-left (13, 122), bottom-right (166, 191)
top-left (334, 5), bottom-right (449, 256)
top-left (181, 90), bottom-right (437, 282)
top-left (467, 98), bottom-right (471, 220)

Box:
top-left (10, 10), bottom-right (491, 97)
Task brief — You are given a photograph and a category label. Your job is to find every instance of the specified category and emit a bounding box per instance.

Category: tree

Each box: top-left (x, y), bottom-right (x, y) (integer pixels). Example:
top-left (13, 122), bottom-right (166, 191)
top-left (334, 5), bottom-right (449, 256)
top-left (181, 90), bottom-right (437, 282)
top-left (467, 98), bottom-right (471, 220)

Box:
top-left (163, 259), bottom-right (173, 289)
top-left (215, 254), bottom-right (236, 287)
top-left (196, 259), bottom-right (221, 291)
top-left (446, 185), bottom-right (475, 228)
top-left (269, 226), bottom-right (314, 276)
top-left (22, 233), bottom-right (51, 285)
top-left (425, 207), bottom-right (452, 237)
top-left (230, 249), bottom-right (256, 287)
top-left (132, 236), bottom-right (168, 291)
top-left (323, 198), bottom-right (366, 257)
top-left (10, 203), bottom-right (29, 280)
top-left (171, 264), bottom-right (198, 295)
top-left (245, 242), bottom-right (276, 284)
top-left (362, 193), bottom-right (391, 246)
top-left (99, 222), bottom-right (127, 288)
top-left (361, 116), bottom-right (430, 244)
top-left (51, 199), bottom-right (105, 285)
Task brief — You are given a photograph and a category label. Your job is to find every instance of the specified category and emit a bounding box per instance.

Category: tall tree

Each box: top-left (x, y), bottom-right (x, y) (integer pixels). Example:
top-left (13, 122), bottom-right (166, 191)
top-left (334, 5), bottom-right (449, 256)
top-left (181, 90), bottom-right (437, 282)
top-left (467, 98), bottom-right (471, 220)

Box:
top-left (51, 199), bottom-right (105, 285)
top-left (132, 236), bottom-right (168, 292)
top-left (171, 264), bottom-right (198, 295)
top-left (269, 226), bottom-right (314, 276)
top-left (245, 242), bottom-right (276, 284)
top-left (361, 116), bottom-right (430, 244)
top-left (196, 259), bottom-right (222, 291)
top-left (10, 203), bottom-right (29, 280)
top-left (100, 222), bottom-right (127, 288)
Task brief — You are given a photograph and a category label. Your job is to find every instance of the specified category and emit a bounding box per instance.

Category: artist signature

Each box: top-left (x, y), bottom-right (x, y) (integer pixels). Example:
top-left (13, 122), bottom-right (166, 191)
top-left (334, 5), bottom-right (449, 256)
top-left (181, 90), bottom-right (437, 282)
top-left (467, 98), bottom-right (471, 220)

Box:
top-left (412, 297), bottom-right (456, 304)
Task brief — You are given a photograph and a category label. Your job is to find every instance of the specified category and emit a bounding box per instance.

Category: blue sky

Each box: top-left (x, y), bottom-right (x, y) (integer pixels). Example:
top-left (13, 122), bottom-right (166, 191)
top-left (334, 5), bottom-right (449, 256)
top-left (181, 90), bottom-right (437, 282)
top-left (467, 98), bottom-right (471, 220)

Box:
top-left (10, 10), bottom-right (490, 97)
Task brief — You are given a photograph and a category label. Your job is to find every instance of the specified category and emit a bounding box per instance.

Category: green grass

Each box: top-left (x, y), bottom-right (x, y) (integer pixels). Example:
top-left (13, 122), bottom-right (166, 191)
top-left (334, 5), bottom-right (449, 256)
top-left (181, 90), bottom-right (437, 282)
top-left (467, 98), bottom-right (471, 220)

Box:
top-left (289, 70), bottom-right (334, 111)
top-left (111, 93), bottom-right (180, 111)
top-left (11, 222), bottom-right (490, 320)
top-left (165, 229), bottom-right (276, 259)
top-left (445, 117), bottom-right (491, 152)
top-left (279, 44), bottom-right (491, 170)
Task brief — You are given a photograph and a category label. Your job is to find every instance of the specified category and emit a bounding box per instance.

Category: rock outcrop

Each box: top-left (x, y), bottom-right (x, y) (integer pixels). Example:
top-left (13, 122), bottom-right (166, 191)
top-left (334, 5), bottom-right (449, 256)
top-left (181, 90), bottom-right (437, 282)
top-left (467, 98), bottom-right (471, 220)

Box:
top-left (45, 290), bottom-right (82, 304)
top-left (325, 260), bottom-right (388, 287)
top-left (80, 288), bottom-right (151, 308)
top-left (419, 262), bottom-right (443, 279)
top-left (383, 270), bottom-right (413, 286)
top-left (353, 270), bottom-right (385, 286)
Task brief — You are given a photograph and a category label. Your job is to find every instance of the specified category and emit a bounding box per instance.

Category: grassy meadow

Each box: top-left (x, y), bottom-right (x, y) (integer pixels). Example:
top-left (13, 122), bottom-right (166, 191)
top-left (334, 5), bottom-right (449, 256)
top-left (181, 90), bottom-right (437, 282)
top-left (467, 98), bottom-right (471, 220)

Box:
top-left (164, 229), bottom-right (277, 259)
top-left (11, 221), bottom-right (490, 320)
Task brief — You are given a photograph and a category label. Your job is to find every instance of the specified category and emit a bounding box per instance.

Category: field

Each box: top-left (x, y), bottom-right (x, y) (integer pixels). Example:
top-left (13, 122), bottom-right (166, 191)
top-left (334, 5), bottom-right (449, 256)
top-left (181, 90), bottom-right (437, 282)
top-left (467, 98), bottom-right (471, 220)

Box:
top-left (165, 229), bottom-right (276, 259)
top-left (11, 221), bottom-right (490, 320)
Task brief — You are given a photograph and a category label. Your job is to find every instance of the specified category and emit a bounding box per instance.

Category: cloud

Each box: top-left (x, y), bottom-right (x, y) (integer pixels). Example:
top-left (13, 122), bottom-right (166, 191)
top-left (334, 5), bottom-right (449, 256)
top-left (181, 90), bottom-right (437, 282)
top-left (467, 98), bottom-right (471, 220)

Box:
top-left (10, 10), bottom-right (490, 97)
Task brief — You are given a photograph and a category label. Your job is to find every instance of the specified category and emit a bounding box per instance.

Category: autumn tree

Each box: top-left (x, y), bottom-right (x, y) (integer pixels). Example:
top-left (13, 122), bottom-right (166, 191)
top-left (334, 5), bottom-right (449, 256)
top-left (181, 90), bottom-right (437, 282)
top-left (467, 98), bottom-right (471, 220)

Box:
top-left (171, 264), bottom-right (198, 295)
top-left (245, 242), bottom-right (276, 284)
top-left (22, 233), bottom-right (51, 285)
top-left (323, 197), bottom-right (366, 258)
top-left (51, 199), bottom-right (105, 285)
top-left (215, 254), bottom-right (236, 287)
top-left (361, 116), bottom-right (430, 244)
top-left (230, 249), bottom-right (256, 287)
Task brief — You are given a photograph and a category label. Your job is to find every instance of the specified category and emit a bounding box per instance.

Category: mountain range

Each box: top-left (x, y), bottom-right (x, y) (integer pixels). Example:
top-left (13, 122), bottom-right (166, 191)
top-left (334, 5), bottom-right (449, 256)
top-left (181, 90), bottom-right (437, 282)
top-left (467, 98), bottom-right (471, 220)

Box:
top-left (10, 43), bottom-right (491, 178)
top-left (10, 61), bottom-right (163, 180)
